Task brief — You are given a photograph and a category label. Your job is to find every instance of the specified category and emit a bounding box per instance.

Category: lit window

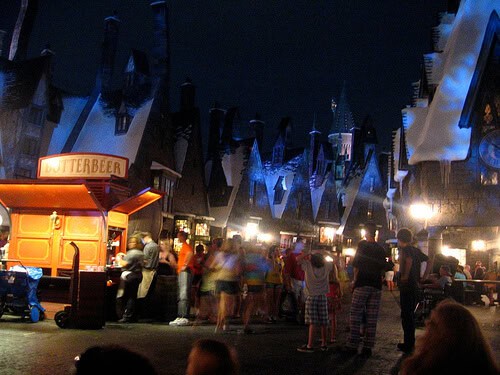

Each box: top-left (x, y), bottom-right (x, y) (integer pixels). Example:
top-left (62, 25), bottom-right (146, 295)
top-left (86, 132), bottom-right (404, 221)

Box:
top-left (481, 171), bottom-right (498, 185)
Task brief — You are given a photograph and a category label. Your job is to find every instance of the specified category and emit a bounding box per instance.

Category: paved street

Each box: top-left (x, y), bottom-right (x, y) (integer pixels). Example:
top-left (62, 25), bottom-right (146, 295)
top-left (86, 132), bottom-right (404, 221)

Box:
top-left (0, 290), bottom-right (498, 375)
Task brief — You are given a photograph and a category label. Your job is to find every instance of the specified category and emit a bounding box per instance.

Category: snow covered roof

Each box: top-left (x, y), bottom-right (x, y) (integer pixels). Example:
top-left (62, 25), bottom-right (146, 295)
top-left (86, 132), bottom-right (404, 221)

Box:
top-left (71, 95), bottom-right (153, 164)
top-left (405, 0), bottom-right (499, 164)
top-left (47, 95), bottom-right (88, 155)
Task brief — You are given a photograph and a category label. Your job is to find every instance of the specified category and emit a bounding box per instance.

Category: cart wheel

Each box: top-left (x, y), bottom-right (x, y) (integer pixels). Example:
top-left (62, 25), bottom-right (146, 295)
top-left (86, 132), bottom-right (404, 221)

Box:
top-left (39, 311), bottom-right (45, 321)
top-left (29, 305), bottom-right (40, 323)
top-left (54, 310), bottom-right (69, 328)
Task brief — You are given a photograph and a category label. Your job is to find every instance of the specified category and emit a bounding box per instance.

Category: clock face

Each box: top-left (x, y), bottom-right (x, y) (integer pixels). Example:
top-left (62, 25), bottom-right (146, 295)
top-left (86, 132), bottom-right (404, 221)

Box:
top-left (479, 129), bottom-right (500, 169)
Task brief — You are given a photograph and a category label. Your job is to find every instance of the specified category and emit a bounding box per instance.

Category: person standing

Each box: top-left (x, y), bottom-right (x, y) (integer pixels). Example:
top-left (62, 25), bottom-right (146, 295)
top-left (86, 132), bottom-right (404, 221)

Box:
top-left (242, 245), bottom-right (268, 334)
top-left (296, 252), bottom-right (332, 352)
top-left (264, 245), bottom-right (283, 323)
top-left (342, 223), bottom-right (387, 357)
top-left (157, 237), bottom-right (177, 276)
top-left (116, 235), bottom-right (144, 323)
top-left (138, 232), bottom-right (160, 300)
top-left (396, 228), bottom-right (428, 354)
top-left (385, 257), bottom-right (395, 291)
top-left (169, 231), bottom-right (194, 326)
top-left (213, 238), bottom-right (242, 332)
top-left (283, 238), bottom-right (306, 323)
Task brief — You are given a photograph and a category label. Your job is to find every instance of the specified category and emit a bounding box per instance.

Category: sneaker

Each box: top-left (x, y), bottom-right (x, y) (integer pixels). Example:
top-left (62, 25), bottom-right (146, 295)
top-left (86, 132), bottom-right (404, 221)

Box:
top-left (297, 345), bottom-right (314, 353)
top-left (169, 317), bottom-right (181, 326)
top-left (320, 345), bottom-right (329, 352)
top-left (360, 347), bottom-right (372, 357)
top-left (176, 318), bottom-right (190, 326)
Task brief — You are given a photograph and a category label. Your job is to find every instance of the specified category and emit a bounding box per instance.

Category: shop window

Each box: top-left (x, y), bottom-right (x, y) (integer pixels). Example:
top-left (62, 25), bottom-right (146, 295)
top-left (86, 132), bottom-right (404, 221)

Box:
top-left (195, 222), bottom-right (209, 236)
top-left (175, 219), bottom-right (190, 234)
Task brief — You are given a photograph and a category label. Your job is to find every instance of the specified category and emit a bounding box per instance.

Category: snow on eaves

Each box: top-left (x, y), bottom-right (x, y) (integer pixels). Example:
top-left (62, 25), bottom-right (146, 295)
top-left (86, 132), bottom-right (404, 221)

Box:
top-left (406, 0), bottom-right (498, 165)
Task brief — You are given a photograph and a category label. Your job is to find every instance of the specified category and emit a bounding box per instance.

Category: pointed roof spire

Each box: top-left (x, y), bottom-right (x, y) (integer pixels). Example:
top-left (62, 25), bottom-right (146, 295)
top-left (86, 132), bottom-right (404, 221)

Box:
top-left (329, 81), bottom-right (355, 136)
top-left (309, 113), bottom-right (321, 135)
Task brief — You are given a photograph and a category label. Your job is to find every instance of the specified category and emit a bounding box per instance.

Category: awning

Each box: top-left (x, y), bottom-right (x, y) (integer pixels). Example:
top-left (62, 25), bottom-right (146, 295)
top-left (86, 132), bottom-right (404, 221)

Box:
top-left (0, 181), bottom-right (103, 211)
top-left (110, 187), bottom-right (163, 215)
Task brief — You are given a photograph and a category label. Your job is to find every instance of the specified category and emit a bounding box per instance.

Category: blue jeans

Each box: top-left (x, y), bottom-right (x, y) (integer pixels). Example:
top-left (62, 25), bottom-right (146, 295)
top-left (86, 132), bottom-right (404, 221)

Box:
top-left (177, 270), bottom-right (193, 318)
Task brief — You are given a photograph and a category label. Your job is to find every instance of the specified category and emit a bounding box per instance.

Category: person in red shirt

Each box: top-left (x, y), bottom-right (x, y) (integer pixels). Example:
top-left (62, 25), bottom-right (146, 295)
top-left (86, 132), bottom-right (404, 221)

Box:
top-left (192, 244), bottom-right (206, 315)
top-left (169, 231), bottom-right (194, 326)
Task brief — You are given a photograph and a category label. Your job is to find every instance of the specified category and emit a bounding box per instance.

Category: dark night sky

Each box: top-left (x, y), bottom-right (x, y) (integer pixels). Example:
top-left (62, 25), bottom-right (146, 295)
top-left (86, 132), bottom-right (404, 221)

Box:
top-left (1, 0), bottom-right (448, 152)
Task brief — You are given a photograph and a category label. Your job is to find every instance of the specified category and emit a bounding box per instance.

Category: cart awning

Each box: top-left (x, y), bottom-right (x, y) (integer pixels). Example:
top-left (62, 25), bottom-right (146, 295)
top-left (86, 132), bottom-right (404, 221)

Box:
top-left (110, 187), bottom-right (163, 215)
top-left (0, 181), bottom-right (104, 211)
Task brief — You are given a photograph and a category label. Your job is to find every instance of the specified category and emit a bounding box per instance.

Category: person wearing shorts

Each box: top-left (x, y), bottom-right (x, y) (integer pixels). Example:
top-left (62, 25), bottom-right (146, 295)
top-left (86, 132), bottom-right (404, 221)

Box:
top-left (296, 252), bottom-right (332, 353)
top-left (213, 238), bottom-right (242, 332)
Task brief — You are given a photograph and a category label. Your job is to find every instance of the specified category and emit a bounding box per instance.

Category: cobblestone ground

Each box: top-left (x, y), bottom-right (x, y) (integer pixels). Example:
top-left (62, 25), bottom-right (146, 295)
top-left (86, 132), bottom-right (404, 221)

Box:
top-left (0, 290), bottom-right (498, 375)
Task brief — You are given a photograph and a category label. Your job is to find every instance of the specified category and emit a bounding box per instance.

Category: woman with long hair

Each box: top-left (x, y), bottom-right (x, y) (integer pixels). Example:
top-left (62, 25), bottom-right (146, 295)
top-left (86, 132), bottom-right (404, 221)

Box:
top-left (400, 299), bottom-right (498, 374)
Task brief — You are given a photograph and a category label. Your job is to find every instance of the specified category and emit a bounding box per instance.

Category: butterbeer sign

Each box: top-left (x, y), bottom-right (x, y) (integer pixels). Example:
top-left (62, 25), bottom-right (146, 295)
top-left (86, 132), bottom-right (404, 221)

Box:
top-left (38, 153), bottom-right (129, 179)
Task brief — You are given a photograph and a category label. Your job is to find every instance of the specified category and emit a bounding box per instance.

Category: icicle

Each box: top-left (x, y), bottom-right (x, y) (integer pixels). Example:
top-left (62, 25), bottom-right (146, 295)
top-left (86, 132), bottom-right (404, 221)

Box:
top-left (440, 160), bottom-right (451, 187)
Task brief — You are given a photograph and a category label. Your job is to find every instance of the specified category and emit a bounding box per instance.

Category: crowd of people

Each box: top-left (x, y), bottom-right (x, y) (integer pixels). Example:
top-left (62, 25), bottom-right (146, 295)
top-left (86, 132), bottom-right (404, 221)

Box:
top-left (109, 228), bottom-right (498, 374)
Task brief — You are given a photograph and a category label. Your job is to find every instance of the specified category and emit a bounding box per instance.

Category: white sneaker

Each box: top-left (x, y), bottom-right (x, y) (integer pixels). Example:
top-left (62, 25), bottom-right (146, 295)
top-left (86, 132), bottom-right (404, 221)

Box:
top-left (169, 317), bottom-right (181, 326)
top-left (176, 318), bottom-right (189, 326)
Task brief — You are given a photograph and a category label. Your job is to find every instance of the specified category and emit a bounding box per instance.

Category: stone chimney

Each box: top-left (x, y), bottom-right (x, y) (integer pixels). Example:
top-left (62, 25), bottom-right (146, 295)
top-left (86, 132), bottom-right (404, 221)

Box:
top-left (40, 43), bottom-right (54, 79)
top-left (150, 1), bottom-right (170, 80)
top-left (180, 77), bottom-right (195, 110)
top-left (98, 11), bottom-right (121, 93)
top-left (249, 113), bottom-right (265, 150)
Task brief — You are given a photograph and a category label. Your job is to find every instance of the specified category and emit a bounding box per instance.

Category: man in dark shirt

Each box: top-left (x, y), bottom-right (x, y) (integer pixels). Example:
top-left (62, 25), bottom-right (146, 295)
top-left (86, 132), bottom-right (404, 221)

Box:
top-left (397, 228), bottom-right (428, 354)
top-left (343, 223), bottom-right (386, 357)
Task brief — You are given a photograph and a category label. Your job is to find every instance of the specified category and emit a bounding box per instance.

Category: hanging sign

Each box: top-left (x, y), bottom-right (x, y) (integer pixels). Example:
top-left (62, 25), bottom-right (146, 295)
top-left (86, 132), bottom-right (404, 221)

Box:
top-left (38, 153), bottom-right (129, 179)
